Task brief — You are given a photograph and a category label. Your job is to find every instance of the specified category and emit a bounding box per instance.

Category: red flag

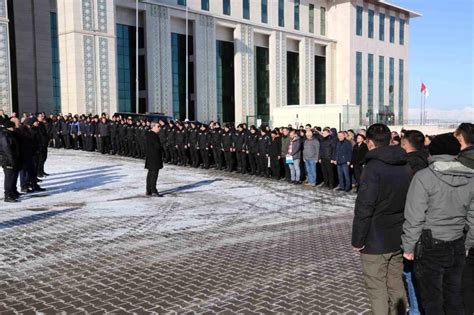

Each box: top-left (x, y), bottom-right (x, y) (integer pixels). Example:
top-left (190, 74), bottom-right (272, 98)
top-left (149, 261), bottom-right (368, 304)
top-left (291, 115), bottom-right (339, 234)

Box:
top-left (420, 82), bottom-right (426, 93)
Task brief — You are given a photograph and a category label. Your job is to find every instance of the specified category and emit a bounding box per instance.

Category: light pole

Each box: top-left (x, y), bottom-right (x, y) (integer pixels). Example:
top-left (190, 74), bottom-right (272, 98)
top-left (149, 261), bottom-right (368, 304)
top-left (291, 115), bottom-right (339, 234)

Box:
top-left (135, 0), bottom-right (139, 114)
top-left (185, 1), bottom-right (189, 120)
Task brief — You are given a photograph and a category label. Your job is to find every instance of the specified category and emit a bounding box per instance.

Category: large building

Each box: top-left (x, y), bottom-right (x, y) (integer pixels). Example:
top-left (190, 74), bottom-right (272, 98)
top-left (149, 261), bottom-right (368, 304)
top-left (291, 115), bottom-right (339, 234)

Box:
top-left (0, 0), bottom-right (420, 127)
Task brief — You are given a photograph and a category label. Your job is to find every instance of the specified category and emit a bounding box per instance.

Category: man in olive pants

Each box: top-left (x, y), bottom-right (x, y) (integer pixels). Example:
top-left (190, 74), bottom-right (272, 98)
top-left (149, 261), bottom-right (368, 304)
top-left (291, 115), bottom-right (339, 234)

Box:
top-left (352, 124), bottom-right (412, 314)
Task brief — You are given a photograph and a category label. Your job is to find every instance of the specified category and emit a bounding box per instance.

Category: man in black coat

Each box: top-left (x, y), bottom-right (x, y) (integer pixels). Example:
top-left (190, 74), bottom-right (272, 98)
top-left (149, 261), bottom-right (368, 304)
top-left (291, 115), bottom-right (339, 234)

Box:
top-left (145, 122), bottom-right (164, 197)
top-left (0, 121), bottom-right (21, 202)
top-left (351, 124), bottom-right (412, 315)
top-left (36, 113), bottom-right (50, 177)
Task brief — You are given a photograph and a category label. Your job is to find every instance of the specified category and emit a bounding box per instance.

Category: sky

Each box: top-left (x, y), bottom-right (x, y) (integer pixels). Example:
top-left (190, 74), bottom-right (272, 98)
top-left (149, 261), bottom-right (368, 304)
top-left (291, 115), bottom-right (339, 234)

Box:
top-left (392, 0), bottom-right (473, 120)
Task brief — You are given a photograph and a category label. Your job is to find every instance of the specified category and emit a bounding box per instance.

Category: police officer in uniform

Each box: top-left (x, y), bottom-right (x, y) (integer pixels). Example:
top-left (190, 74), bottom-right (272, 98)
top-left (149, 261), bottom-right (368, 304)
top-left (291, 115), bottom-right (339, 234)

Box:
top-left (0, 121), bottom-right (21, 202)
top-left (145, 122), bottom-right (164, 197)
top-left (246, 126), bottom-right (259, 175)
top-left (221, 125), bottom-right (234, 172)
top-left (197, 124), bottom-right (210, 169)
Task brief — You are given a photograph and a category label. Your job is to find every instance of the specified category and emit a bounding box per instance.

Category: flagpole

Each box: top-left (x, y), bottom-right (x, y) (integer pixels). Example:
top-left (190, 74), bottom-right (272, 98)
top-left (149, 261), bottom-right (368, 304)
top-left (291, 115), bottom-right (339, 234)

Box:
top-left (420, 88), bottom-right (423, 125)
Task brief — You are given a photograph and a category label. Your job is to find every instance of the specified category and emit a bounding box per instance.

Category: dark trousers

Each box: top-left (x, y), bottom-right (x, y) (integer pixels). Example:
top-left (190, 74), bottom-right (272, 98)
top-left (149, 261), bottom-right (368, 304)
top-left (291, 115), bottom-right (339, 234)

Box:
top-left (37, 146), bottom-right (48, 175)
top-left (54, 134), bottom-right (61, 148)
top-left (321, 159), bottom-right (335, 188)
top-left (270, 157), bottom-right (280, 179)
top-left (200, 149), bottom-right (210, 168)
top-left (63, 134), bottom-right (71, 149)
top-left (100, 136), bottom-right (110, 154)
top-left (239, 152), bottom-right (247, 174)
top-left (258, 154), bottom-right (268, 176)
top-left (146, 169), bottom-right (159, 194)
top-left (3, 167), bottom-right (19, 196)
top-left (212, 147), bottom-right (222, 169)
top-left (248, 153), bottom-right (257, 174)
top-left (224, 151), bottom-right (233, 171)
top-left (414, 237), bottom-right (466, 315)
top-left (337, 163), bottom-right (351, 191)
top-left (284, 163), bottom-right (291, 181)
top-left (462, 249), bottom-right (474, 315)
top-left (178, 145), bottom-right (187, 165)
top-left (20, 159), bottom-right (35, 189)
top-left (189, 146), bottom-right (199, 167)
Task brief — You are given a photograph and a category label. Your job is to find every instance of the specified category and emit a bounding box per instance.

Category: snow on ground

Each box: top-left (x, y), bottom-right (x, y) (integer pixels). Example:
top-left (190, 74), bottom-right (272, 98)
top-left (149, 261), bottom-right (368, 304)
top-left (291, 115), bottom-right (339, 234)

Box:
top-left (0, 149), bottom-right (356, 235)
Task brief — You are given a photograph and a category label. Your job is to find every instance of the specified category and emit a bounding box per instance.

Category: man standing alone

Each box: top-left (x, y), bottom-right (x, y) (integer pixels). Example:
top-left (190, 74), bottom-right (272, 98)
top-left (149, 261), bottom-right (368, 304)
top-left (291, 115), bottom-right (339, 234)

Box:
top-left (352, 124), bottom-right (412, 314)
top-left (145, 122), bottom-right (164, 197)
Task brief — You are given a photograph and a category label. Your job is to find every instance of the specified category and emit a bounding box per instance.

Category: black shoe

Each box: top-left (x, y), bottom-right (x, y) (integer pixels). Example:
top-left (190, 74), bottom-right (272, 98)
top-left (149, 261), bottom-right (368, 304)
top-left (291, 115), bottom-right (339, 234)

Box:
top-left (33, 186), bottom-right (46, 192)
top-left (146, 192), bottom-right (152, 196)
top-left (151, 192), bottom-right (163, 198)
top-left (43, 172), bottom-right (50, 176)
top-left (4, 196), bottom-right (18, 203)
top-left (36, 178), bottom-right (43, 182)
top-left (21, 187), bottom-right (34, 193)
top-left (38, 173), bottom-right (45, 178)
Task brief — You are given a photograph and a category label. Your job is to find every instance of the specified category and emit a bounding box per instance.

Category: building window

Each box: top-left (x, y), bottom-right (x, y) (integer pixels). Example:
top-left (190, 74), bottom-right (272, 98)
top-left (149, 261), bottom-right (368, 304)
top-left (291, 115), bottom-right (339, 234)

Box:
top-left (356, 52), bottom-right (362, 107)
top-left (320, 7), bottom-right (326, 36)
top-left (261, 0), bottom-right (268, 23)
top-left (378, 56), bottom-right (384, 112)
top-left (255, 46), bottom-right (270, 120)
top-left (399, 18), bottom-right (405, 45)
top-left (287, 52), bottom-right (299, 105)
top-left (216, 41), bottom-right (235, 123)
top-left (50, 12), bottom-right (61, 113)
top-left (379, 13), bottom-right (385, 41)
top-left (368, 9), bottom-right (374, 38)
top-left (178, 0), bottom-right (186, 5)
top-left (389, 16), bottom-right (395, 43)
top-left (201, 0), bottom-right (209, 10)
top-left (367, 54), bottom-right (374, 124)
top-left (294, 0), bottom-right (300, 30)
top-left (399, 59), bottom-right (404, 123)
top-left (278, 0), bottom-right (284, 27)
top-left (223, 0), bottom-right (231, 15)
top-left (309, 4), bottom-right (315, 33)
top-left (171, 33), bottom-right (195, 120)
top-left (356, 6), bottom-right (363, 36)
top-left (315, 56), bottom-right (326, 104)
top-left (389, 57), bottom-right (394, 112)
top-left (243, 0), bottom-right (250, 19)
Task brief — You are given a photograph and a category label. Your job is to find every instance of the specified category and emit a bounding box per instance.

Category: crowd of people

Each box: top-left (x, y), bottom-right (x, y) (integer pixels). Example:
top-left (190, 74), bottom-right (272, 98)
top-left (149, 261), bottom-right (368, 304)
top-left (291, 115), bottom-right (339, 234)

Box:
top-left (0, 110), bottom-right (473, 314)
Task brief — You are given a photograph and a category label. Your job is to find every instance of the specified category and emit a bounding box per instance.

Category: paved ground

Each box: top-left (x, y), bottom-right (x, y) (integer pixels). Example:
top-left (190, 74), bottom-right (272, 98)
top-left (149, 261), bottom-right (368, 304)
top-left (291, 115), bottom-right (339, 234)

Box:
top-left (0, 149), bottom-right (371, 314)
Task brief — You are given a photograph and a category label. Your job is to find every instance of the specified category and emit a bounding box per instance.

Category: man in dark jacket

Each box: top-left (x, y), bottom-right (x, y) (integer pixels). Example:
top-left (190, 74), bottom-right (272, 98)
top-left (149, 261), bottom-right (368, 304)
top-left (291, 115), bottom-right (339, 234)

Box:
top-left (332, 131), bottom-right (353, 191)
top-left (352, 123), bottom-right (412, 315)
top-left (269, 130), bottom-right (282, 180)
top-left (401, 129), bottom-right (430, 175)
top-left (319, 128), bottom-right (336, 188)
top-left (145, 122), bottom-right (163, 197)
top-left (36, 113), bottom-right (50, 177)
top-left (0, 121), bottom-right (21, 202)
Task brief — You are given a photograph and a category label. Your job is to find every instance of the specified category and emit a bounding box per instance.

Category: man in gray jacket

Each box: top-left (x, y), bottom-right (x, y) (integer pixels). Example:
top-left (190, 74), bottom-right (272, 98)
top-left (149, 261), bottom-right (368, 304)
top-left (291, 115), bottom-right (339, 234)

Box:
top-left (303, 131), bottom-right (320, 186)
top-left (402, 123), bottom-right (474, 314)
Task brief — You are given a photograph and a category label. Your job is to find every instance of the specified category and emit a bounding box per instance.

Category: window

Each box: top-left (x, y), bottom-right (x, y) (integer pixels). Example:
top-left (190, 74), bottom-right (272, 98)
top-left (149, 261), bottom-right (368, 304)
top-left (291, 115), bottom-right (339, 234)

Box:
top-left (261, 0), bottom-right (268, 23)
top-left (50, 12), bottom-right (61, 113)
top-left (389, 57), bottom-right (394, 111)
top-left (223, 0), bottom-right (230, 15)
top-left (389, 16), bottom-right (395, 43)
top-left (178, 0), bottom-right (186, 5)
top-left (315, 56), bottom-right (326, 104)
top-left (255, 47), bottom-right (270, 120)
top-left (368, 9), bottom-right (374, 38)
top-left (201, 0), bottom-right (209, 10)
top-left (309, 4), bottom-right (315, 33)
top-left (367, 54), bottom-right (374, 124)
top-left (399, 18), bottom-right (405, 45)
top-left (379, 56), bottom-right (384, 111)
top-left (398, 59), bottom-right (404, 123)
top-left (294, 0), bottom-right (300, 30)
top-left (216, 41), bottom-right (235, 123)
top-left (379, 13), bottom-right (385, 41)
top-left (356, 6), bottom-right (363, 36)
top-left (320, 7), bottom-right (326, 36)
top-left (287, 52), bottom-right (299, 105)
top-left (243, 0), bottom-right (250, 19)
top-left (356, 52), bottom-right (362, 106)
top-left (278, 0), bottom-right (284, 27)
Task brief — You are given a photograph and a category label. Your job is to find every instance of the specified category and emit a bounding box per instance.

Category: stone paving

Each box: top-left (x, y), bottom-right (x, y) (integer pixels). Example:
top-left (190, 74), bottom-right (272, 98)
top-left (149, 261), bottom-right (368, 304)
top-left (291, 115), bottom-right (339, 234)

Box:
top-left (0, 150), bottom-right (371, 314)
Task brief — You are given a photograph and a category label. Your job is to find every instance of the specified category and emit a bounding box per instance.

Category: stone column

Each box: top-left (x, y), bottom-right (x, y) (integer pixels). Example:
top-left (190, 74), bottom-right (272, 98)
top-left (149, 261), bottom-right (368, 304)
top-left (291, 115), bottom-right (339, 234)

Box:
top-left (325, 42), bottom-right (336, 104)
top-left (58, 0), bottom-right (116, 115)
top-left (194, 15), bottom-right (217, 122)
top-left (146, 4), bottom-right (172, 115)
top-left (299, 37), bottom-right (315, 105)
top-left (0, 0), bottom-right (12, 114)
top-left (234, 24), bottom-right (255, 123)
top-left (269, 30), bottom-right (287, 113)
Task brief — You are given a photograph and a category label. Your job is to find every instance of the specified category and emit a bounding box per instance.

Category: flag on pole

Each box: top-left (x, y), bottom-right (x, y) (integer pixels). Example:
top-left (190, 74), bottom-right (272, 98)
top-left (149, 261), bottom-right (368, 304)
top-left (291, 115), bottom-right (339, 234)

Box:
top-left (421, 82), bottom-right (429, 98)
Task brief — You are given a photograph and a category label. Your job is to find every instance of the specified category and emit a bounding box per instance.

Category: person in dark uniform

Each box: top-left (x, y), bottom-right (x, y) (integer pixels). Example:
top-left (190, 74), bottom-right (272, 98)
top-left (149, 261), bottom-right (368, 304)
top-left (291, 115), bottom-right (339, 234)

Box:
top-left (211, 122), bottom-right (223, 170)
top-left (234, 124), bottom-right (247, 174)
top-left (246, 126), bottom-right (259, 175)
top-left (126, 117), bottom-right (136, 157)
top-left (109, 116), bottom-right (118, 155)
top-left (59, 116), bottom-right (70, 149)
top-left (221, 125), bottom-right (234, 172)
top-left (188, 122), bottom-right (199, 167)
top-left (18, 118), bottom-right (45, 192)
top-left (70, 116), bottom-right (80, 150)
top-left (51, 116), bottom-right (61, 148)
top-left (269, 130), bottom-right (282, 179)
top-left (197, 124), bottom-right (210, 169)
top-left (79, 116), bottom-right (87, 151)
top-left (0, 121), bottom-right (21, 202)
top-left (145, 122), bottom-right (163, 197)
top-left (167, 121), bottom-right (177, 164)
top-left (257, 128), bottom-right (270, 177)
top-left (175, 123), bottom-right (187, 166)
top-left (36, 113), bottom-right (50, 177)
top-left (98, 117), bottom-right (111, 154)
top-left (119, 119), bottom-right (127, 156)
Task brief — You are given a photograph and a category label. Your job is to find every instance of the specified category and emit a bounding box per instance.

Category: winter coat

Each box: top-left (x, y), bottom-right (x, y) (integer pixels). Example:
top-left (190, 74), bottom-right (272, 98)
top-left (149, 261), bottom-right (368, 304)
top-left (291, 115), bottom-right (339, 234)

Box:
top-left (0, 129), bottom-right (20, 169)
top-left (288, 136), bottom-right (302, 160)
top-left (257, 134), bottom-right (270, 155)
top-left (281, 135), bottom-right (290, 157)
top-left (268, 137), bottom-right (281, 158)
top-left (351, 142), bottom-right (369, 167)
top-left (221, 131), bottom-right (234, 151)
top-left (145, 131), bottom-right (163, 171)
top-left (402, 155), bottom-right (474, 253)
top-left (246, 133), bottom-right (258, 154)
top-left (303, 138), bottom-right (320, 161)
top-left (234, 132), bottom-right (246, 151)
top-left (319, 136), bottom-right (335, 160)
top-left (352, 145), bottom-right (412, 254)
top-left (405, 150), bottom-right (430, 175)
top-left (333, 139), bottom-right (353, 164)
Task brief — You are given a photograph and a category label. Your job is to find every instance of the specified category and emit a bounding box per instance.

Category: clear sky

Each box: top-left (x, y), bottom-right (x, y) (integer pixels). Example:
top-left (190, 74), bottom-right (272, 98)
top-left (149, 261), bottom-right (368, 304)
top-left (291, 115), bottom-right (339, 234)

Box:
top-left (393, 0), bottom-right (473, 112)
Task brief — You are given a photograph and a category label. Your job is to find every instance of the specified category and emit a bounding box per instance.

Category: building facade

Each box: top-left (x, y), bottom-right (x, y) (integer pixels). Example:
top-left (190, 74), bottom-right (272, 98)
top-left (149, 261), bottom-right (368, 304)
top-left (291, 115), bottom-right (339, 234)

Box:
top-left (0, 0), bottom-right (420, 127)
